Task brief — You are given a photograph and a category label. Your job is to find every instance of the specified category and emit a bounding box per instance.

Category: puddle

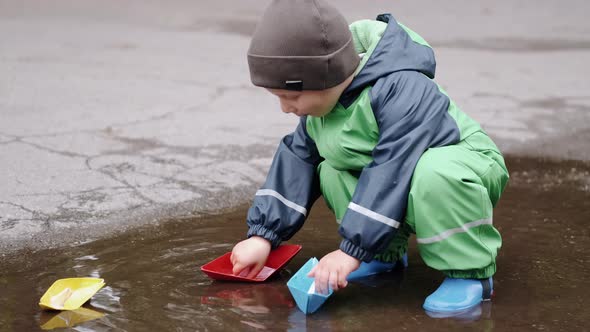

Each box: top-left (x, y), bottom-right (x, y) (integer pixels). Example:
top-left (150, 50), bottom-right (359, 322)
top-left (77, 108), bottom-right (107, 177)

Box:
top-left (1, 156), bottom-right (589, 331)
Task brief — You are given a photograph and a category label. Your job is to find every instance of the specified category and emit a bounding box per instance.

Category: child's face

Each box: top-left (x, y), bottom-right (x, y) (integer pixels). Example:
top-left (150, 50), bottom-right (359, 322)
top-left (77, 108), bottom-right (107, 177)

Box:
top-left (266, 74), bottom-right (354, 118)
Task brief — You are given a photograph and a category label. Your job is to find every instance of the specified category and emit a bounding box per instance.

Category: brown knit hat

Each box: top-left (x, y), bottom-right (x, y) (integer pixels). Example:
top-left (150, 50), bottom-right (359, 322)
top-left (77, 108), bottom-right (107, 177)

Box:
top-left (247, 0), bottom-right (360, 91)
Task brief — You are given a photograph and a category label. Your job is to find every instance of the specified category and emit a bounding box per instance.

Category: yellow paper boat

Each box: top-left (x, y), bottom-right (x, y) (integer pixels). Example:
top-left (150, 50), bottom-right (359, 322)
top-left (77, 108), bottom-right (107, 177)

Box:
top-left (39, 307), bottom-right (105, 330)
top-left (39, 278), bottom-right (105, 311)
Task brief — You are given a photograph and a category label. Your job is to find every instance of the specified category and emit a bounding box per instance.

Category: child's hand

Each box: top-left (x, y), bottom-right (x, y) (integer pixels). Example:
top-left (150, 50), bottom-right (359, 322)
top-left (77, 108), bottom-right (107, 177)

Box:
top-left (307, 249), bottom-right (360, 294)
top-left (230, 236), bottom-right (271, 278)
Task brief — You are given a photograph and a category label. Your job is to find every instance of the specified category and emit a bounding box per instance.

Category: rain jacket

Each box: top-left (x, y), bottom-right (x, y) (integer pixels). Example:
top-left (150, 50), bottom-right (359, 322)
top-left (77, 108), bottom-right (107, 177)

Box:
top-left (245, 14), bottom-right (485, 262)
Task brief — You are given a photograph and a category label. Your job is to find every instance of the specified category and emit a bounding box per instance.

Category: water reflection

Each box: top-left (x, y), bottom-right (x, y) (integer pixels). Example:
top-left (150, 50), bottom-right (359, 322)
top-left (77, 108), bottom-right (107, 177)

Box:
top-left (425, 302), bottom-right (493, 321)
top-left (201, 283), bottom-right (295, 314)
top-left (39, 306), bottom-right (105, 330)
top-left (90, 286), bottom-right (122, 313)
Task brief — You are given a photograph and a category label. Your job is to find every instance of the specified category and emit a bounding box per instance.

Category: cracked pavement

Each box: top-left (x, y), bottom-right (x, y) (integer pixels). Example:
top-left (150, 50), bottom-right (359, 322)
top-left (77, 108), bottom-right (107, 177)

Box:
top-left (1, 0), bottom-right (589, 253)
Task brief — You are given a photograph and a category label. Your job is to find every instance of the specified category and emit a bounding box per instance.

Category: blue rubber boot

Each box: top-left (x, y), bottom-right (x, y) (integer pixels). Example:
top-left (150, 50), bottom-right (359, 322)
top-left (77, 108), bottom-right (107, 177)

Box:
top-left (347, 253), bottom-right (408, 281)
top-left (423, 277), bottom-right (493, 316)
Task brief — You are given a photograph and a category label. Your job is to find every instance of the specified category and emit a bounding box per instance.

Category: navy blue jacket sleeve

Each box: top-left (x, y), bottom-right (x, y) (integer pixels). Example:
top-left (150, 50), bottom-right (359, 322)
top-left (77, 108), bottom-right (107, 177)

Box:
top-left (247, 116), bottom-right (323, 248)
top-left (339, 71), bottom-right (460, 262)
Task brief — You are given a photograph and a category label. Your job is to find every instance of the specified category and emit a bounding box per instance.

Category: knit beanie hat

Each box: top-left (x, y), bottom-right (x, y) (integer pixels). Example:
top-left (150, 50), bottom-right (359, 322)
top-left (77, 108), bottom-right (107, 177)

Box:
top-left (247, 0), bottom-right (360, 91)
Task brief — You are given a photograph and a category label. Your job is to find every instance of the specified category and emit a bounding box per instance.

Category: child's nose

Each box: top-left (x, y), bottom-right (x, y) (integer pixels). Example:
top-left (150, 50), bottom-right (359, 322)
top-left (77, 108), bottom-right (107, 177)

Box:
top-left (280, 99), bottom-right (297, 114)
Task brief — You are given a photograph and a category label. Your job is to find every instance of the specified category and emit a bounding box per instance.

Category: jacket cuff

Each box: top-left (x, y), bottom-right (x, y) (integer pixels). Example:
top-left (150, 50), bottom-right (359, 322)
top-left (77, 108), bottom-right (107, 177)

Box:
top-left (247, 224), bottom-right (281, 249)
top-left (339, 239), bottom-right (375, 263)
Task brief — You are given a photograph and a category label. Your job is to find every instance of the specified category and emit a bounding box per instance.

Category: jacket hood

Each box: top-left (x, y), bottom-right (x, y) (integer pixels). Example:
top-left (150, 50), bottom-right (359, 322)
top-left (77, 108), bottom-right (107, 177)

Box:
top-left (341, 14), bottom-right (436, 102)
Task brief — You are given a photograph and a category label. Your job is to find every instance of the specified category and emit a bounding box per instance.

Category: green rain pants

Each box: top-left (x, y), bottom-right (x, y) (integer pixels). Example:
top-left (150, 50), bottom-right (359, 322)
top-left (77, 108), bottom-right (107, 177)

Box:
top-left (318, 132), bottom-right (509, 279)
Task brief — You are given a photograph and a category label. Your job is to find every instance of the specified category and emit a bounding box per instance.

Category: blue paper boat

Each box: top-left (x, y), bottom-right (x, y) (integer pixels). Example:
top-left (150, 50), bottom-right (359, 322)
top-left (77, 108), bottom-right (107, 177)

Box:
top-left (287, 258), bottom-right (333, 314)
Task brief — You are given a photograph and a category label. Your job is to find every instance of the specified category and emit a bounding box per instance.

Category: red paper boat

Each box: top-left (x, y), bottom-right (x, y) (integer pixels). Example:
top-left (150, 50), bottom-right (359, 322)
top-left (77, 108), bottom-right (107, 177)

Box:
top-left (201, 244), bottom-right (302, 282)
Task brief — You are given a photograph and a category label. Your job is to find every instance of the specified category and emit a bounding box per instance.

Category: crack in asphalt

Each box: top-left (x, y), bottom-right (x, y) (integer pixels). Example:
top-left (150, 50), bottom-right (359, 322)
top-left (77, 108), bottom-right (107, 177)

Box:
top-left (16, 138), bottom-right (90, 159)
top-left (3, 84), bottom-right (254, 140)
top-left (0, 200), bottom-right (48, 217)
top-left (92, 165), bottom-right (157, 205)
top-left (0, 127), bottom-right (276, 227)
top-left (0, 82), bottom-right (300, 249)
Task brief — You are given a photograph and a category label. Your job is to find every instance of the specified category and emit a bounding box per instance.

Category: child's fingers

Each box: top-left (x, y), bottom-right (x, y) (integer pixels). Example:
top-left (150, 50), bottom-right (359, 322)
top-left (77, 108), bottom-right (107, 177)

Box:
top-left (329, 270), bottom-right (339, 291)
top-left (338, 271), bottom-right (348, 289)
top-left (246, 262), bottom-right (264, 279)
top-left (232, 261), bottom-right (247, 275)
top-left (316, 268), bottom-right (329, 294)
top-left (307, 265), bottom-right (317, 277)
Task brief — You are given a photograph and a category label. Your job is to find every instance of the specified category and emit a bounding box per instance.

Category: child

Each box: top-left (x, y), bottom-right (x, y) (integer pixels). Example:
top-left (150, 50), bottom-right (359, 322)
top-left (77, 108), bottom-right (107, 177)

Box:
top-left (230, 0), bottom-right (509, 315)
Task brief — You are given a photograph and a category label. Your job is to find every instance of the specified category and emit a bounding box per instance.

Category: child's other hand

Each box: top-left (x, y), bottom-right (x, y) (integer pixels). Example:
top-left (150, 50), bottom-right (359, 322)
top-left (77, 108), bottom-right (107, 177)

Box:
top-left (307, 249), bottom-right (360, 294)
top-left (230, 236), bottom-right (271, 278)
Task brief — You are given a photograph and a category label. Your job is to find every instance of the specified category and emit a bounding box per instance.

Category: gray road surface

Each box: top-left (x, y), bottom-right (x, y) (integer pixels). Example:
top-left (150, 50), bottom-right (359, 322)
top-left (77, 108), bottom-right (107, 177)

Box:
top-left (1, 0), bottom-right (589, 253)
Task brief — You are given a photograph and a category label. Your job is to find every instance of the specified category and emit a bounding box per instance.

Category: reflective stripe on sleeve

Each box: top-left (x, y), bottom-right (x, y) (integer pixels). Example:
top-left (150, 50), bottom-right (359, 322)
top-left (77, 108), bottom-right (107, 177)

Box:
top-left (348, 202), bottom-right (401, 228)
top-left (255, 189), bottom-right (307, 216)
